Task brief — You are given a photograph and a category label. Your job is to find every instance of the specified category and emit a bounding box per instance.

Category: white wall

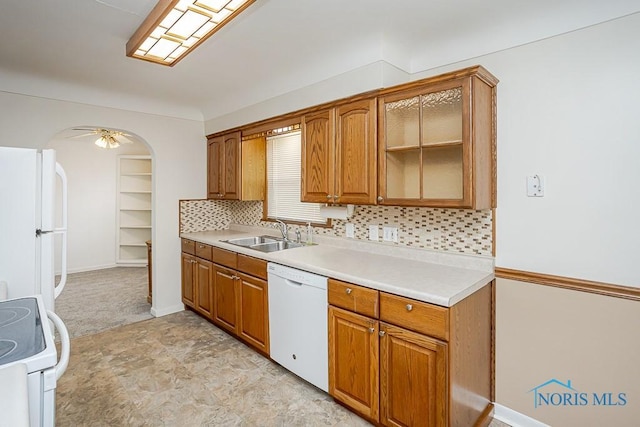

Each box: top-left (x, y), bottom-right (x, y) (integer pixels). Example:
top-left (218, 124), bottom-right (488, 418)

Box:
top-left (0, 92), bottom-right (206, 316)
top-left (49, 138), bottom-right (149, 272)
top-left (418, 13), bottom-right (640, 287)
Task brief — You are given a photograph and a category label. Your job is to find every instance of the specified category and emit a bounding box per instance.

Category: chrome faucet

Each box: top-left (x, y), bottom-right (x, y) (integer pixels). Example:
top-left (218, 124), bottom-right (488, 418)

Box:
top-left (275, 219), bottom-right (289, 241)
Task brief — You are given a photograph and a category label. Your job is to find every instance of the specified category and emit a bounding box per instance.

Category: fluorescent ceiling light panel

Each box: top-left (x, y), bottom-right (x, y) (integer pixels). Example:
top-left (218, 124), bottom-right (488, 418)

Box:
top-left (126, 0), bottom-right (255, 66)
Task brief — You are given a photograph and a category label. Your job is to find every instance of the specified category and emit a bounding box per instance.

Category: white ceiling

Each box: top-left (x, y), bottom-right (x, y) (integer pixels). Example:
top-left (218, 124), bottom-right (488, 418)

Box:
top-left (1, 0), bottom-right (639, 122)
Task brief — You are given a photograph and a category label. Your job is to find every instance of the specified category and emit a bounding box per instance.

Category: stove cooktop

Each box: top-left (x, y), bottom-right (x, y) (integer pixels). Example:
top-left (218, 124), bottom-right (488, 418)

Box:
top-left (0, 298), bottom-right (46, 367)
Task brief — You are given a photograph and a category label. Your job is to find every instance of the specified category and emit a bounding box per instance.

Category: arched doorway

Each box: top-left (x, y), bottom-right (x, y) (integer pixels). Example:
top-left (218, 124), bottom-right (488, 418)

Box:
top-left (46, 126), bottom-right (155, 337)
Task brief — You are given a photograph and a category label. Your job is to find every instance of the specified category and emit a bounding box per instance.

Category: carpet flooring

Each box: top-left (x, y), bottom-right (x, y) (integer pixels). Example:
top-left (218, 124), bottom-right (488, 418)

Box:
top-left (55, 267), bottom-right (153, 339)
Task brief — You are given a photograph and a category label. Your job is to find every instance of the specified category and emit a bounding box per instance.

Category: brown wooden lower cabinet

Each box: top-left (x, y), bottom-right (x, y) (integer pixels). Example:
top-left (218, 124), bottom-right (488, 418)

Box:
top-left (181, 253), bottom-right (196, 309)
top-left (181, 240), bottom-right (269, 356)
top-left (237, 272), bottom-right (269, 354)
top-left (212, 264), bottom-right (239, 334)
top-left (181, 251), bottom-right (214, 318)
top-left (379, 322), bottom-right (447, 427)
top-left (328, 306), bottom-right (379, 420)
top-left (328, 279), bottom-right (492, 427)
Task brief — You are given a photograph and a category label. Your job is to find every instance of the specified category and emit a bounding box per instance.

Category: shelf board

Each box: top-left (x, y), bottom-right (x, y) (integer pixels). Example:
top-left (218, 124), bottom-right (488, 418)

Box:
top-left (386, 145), bottom-right (421, 152)
top-left (121, 173), bottom-right (152, 176)
top-left (120, 190), bottom-right (152, 194)
top-left (120, 208), bottom-right (152, 211)
top-left (120, 243), bottom-right (148, 247)
top-left (386, 140), bottom-right (463, 152)
top-left (120, 225), bottom-right (151, 229)
top-left (422, 139), bottom-right (463, 148)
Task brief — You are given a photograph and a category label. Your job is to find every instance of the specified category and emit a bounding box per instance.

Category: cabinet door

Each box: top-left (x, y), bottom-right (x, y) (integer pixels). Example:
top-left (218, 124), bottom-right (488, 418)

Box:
top-left (195, 259), bottom-right (213, 319)
top-left (335, 99), bottom-right (377, 204)
top-left (237, 273), bottom-right (269, 355)
top-left (222, 131), bottom-right (241, 200)
top-left (212, 264), bottom-right (239, 334)
top-left (207, 137), bottom-right (222, 199)
top-left (181, 253), bottom-right (196, 308)
top-left (328, 306), bottom-right (379, 422)
top-left (379, 322), bottom-right (448, 427)
top-left (378, 77), bottom-right (485, 208)
top-left (301, 109), bottom-right (335, 203)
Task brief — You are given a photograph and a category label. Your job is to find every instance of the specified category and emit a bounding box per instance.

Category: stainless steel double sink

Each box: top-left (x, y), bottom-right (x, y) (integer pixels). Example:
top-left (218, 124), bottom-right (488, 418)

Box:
top-left (222, 235), bottom-right (306, 253)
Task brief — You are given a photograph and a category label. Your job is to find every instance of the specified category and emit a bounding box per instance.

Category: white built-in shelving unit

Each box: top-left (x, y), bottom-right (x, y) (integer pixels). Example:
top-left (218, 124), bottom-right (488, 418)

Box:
top-left (116, 155), bottom-right (152, 265)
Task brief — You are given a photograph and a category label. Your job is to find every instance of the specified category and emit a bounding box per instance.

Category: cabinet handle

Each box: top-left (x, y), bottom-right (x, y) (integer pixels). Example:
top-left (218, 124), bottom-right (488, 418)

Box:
top-left (333, 195), bottom-right (338, 200)
top-left (379, 330), bottom-right (386, 337)
top-left (377, 196), bottom-right (383, 202)
top-left (406, 304), bottom-right (413, 312)
top-left (368, 327), bottom-right (375, 334)
top-left (345, 288), bottom-right (352, 295)
top-left (326, 195), bottom-right (332, 200)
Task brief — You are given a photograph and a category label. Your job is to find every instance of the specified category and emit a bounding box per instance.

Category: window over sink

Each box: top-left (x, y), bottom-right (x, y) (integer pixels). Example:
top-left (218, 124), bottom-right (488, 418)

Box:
top-left (266, 130), bottom-right (325, 224)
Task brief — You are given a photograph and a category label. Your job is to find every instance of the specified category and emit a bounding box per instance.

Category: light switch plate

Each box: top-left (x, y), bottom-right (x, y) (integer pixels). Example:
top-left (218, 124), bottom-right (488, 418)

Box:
top-left (345, 223), bottom-right (355, 238)
top-left (527, 174), bottom-right (545, 197)
top-left (368, 225), bottom-right (379, 241)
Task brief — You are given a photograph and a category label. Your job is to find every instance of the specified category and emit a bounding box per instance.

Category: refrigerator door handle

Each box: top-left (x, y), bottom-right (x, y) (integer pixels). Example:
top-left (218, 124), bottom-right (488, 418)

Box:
top-left (53, 162), bottom-right (68, 299)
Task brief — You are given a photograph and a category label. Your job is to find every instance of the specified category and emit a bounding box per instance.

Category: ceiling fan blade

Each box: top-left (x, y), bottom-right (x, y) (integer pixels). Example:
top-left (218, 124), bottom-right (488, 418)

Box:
top-left (116, 134), bottom-right (136, 144)
top-left (69, 132), bottom-right (99, 139)
top-left (71, 127), bottom-right (98, 132)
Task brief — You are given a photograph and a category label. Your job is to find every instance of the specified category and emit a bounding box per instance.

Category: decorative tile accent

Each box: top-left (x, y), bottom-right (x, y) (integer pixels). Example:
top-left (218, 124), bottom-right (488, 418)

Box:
top-left (179, 200), bottom-right (231, 233)
top-left (180, 200), bottom-right (493, 256)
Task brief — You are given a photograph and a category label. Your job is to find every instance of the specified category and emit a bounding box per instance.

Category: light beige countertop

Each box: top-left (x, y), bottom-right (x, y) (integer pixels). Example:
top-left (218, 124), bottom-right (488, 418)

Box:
top-left (180, 225), bottom-right (494, 307)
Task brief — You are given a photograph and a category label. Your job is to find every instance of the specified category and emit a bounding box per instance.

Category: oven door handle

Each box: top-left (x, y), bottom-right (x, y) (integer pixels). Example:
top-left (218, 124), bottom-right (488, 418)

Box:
top-left (46, 311), bottom-right (70, 380)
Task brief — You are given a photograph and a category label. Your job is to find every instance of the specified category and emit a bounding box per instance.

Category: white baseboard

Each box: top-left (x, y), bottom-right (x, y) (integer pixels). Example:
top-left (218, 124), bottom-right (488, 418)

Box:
top-left (494, 403), bottom-right (550, 427)
top-left (59, 264), bottom-right (118, 275)
top-left (150, 304), bottom-right (185, 318)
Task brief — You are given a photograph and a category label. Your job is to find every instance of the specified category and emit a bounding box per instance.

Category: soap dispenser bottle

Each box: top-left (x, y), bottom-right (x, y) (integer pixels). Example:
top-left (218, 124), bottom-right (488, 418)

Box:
top-left (306, 222), bottom-right (313, 245)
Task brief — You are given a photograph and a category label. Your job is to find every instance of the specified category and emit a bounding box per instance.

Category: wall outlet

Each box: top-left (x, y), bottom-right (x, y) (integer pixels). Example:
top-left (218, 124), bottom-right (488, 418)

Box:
top-left (345, 223), bottom-right (355, 238)
top-left (368, 224), bottom-right (379, 241)
top-left (383, 226), bottom-right (398, 243)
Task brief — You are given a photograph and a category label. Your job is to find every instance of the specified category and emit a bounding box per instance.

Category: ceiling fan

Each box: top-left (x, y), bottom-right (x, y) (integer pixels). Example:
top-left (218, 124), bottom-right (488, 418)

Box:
top-left (70, 127), bottom-right (135, 149)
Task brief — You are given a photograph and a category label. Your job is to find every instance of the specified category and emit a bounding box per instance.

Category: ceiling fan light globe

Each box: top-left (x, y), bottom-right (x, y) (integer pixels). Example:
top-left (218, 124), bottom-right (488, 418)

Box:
top-left (95, 137), bottom-right (108, 148)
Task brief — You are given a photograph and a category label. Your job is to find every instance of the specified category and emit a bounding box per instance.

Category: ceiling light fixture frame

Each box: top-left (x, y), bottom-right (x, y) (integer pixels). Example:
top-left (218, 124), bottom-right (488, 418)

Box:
top-left (126, 0), bottom-right (256, 67)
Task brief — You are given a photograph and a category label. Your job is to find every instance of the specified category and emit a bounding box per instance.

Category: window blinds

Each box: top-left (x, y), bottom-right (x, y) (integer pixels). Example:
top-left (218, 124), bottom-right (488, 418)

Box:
top-left (266, 131), bottom-right (324, 223)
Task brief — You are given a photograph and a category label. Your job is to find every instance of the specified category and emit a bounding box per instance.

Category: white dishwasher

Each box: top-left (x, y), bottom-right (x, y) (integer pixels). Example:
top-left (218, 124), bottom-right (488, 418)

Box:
top-left (267, 263), bottom-right (328, 392)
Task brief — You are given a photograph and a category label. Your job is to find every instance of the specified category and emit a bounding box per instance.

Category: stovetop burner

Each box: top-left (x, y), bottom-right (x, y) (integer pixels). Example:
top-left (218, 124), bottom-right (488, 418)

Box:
top-left (0, 298), bottom-right (45, 366)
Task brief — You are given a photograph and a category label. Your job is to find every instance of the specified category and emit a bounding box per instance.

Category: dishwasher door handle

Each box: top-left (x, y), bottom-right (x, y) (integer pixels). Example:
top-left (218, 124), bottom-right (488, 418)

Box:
top-left (283, 278), bottom-right (304, 287)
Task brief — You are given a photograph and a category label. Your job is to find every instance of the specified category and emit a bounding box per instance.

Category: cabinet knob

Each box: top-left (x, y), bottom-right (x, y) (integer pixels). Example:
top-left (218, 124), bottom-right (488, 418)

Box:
top-left (377, 196), bottom-right (383, 202)
top-left (406, 304), bottom-right (413, 312)
top-left (326, 195), bottom-right (332, 200)
top-left (333, 195), bottom-right (339, 200)
top-left (368, 327), bottom-right (375, 334)
top-left (379, 330), bottom-right (386, 337)
top-left (198, 244), bottom-right (205, 248)
top-left (345, 288), bottom-right (352, 295)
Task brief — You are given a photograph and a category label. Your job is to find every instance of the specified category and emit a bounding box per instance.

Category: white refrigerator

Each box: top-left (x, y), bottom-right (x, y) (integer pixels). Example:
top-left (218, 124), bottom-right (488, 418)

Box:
top-left (0, 147), bottom-right (68, 312)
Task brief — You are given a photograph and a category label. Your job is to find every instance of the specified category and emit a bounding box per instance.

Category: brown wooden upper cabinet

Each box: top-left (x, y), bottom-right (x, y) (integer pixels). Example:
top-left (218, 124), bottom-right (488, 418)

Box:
top-left (301, 98), bottom-right (377, 205)
top-left (377, 67), bottom-right (497, 209)
top-left (207, 131), bottom-right (265, 200)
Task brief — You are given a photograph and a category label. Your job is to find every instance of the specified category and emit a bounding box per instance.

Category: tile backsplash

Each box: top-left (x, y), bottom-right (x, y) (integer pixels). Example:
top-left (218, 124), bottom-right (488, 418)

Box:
top-left (180, 200), bottom-right (492, 256)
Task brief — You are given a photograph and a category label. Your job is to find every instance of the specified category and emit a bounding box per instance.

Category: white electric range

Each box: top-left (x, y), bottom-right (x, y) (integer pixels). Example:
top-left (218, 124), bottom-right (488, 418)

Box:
top-left (0, 295), bottom-right (69, 426)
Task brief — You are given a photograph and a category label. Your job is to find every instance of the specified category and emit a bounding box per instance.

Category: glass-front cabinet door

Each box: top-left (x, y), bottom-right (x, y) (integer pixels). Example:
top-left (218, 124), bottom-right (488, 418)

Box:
top-left (378, 71), bottom-right (495, 209)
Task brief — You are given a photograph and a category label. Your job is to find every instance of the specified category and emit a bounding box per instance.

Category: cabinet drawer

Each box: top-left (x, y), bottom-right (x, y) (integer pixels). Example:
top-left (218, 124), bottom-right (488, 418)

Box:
top-left (212, 247), bottom-right (237, 269)
top-left (181, 239), bottom-right (195, 255)
top-left (379, 292), bottom-right (449, 341)
top-left (328, 279), bottom-right (379, 318)
top-left (195, 242), bottom-right (212, 261)
top-left (237, 254), bottom-right (267, 280)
